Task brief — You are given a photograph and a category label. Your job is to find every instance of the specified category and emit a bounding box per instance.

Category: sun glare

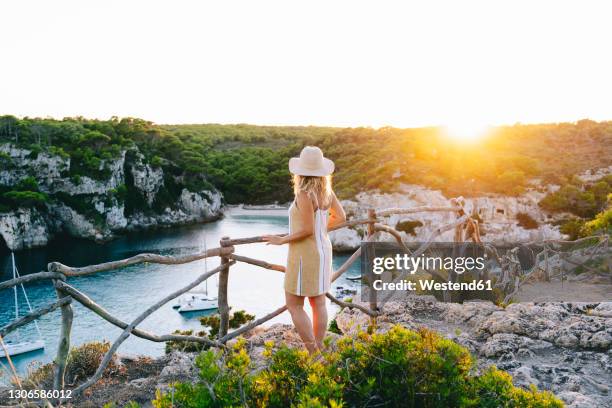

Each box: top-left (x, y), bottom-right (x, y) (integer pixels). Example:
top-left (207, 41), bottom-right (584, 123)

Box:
top-left (443, 121), bottom-right (491, 143)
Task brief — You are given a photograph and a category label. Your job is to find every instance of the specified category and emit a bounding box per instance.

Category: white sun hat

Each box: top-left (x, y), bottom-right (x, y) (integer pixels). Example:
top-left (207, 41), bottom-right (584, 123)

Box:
top-left (289, 146), bottom-right (335, 176)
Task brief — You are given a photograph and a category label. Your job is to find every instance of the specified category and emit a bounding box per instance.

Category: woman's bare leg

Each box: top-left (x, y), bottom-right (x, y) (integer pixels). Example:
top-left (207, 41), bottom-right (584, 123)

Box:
top-left (285, 292), bottom-right (317, 354)
top-left (308, 295), bottom-right (328, 350)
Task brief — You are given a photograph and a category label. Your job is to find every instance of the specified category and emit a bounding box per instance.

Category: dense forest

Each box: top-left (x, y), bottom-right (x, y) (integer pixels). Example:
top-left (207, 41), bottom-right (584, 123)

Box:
top-left (1, 115), bottom-right (611, 208)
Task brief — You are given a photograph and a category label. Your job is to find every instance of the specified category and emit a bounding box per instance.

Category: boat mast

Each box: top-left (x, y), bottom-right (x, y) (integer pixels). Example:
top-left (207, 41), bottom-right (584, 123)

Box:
top-left (11, 253), bottom-right (20, 341)
top-left (12, 253), bottom-right (43, 339)
top-left (12, 253), bottom-right (18, 320)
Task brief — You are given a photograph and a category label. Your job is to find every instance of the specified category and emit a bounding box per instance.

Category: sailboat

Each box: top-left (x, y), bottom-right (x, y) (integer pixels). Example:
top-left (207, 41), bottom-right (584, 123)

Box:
top-left (0, 253), bottom-right (45, 358)
top-left (172, 241), bottom-right (218, 313)
top-left (173, 288), bottom-right (218, 313)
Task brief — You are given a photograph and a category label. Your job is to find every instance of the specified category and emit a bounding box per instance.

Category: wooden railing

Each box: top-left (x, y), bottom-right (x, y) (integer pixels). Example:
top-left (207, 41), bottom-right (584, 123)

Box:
top-left (6, 198), bottom-right (605, 405)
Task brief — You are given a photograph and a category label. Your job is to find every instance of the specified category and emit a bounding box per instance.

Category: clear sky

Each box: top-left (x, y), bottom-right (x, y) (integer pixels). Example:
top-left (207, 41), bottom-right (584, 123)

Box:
top-left (1, 0), bottom-right (611, 128)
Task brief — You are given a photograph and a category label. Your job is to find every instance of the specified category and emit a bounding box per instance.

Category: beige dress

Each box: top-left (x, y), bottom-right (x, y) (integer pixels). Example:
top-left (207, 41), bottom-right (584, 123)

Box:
top-left (284, 196), bottom-right (333, 297)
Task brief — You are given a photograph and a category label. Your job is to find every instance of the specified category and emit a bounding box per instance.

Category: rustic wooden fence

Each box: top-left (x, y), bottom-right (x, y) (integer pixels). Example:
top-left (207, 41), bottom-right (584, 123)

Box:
top-left (2, 198), bottom-right (606, 406)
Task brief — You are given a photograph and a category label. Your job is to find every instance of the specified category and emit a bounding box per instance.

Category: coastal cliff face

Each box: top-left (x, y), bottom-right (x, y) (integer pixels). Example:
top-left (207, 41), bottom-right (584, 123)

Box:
top-left (0, 144), bottom-right (223, 251)
top-left (330, 183), bottom-right (564, 250)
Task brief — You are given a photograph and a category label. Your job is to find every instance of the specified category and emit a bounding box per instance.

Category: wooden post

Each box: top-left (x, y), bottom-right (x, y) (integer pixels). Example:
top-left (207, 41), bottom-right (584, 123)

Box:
top-left (218, 237), bottom-right (231, 339)
top-left (448, 202), bottom-right (465, 302)
top-left (367, 209), bottom-right (378, 312)
top-left (544, 246), bottom-right (550, 282)
top-left (52, 280), bottom-right (73, 391)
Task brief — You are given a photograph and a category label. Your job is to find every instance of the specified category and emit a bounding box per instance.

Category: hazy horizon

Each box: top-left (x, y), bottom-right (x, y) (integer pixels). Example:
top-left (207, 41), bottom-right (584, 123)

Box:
top-left (1, 114), bottom-right (610, 130)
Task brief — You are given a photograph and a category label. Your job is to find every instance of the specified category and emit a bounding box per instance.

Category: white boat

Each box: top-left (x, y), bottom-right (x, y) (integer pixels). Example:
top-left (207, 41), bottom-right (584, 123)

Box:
top-left (0, 339), bottom-right (45, 358)
top-left (1, 253), bottom-right (45, 358)
top-left (175, 292), bottom-right (218, 312)
top-left (173, 251), bottom-right (218, 312)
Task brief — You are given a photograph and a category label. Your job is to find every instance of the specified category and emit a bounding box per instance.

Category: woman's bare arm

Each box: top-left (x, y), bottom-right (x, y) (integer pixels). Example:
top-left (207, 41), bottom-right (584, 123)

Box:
top-left (327, 192), bottom-right (346, 229)
top-left (262, 192), bottom-right (314, 245)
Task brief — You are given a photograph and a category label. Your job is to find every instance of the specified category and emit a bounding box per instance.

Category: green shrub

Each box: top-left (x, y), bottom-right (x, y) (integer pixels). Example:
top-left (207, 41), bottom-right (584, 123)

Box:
top-left (154, 339), bottom-right (253, 408)
top-left (21, 362), bottom-right (54, 389)
top-left (332, 326), bottom-right (473, 406)
top-left (165, 310), bottom-right (255, 354)
top-left (540, 177), bottom-right (611, 219)
top-left (153, 325), bottom-right (563, 408)
top-left (583, 202), bottom-right (612, 235)
top-left (27, 144), bottom-right (42, 158)
top-left (470, 366), bottom-right (562, 408)
top-left (151, 155), bottom-right (164, 167)
top-left (396, 220), bottom-right (424, 236)
top-left (559, 218), bottom-right (587, 240)
top-left (24, 341), bottom-right (121, 389)
top-left (49, 145), bottom-right (70, 159)
top-left (0, 151), bottom-right (12, 163)
top-left (65, 340), bottom-right (121, 383)
top-left (2, 190), bottom-right (48, 208)
top-left (327, 318), bottom-right (341, 335)
top-left (584, 193), bottom-right (612, 235)
top-left (16, 176), bottom-right (40, 192)
top-left (200, 310), bottom-right (255, 339)
top-left (516, 212), bottom-right (538, 230)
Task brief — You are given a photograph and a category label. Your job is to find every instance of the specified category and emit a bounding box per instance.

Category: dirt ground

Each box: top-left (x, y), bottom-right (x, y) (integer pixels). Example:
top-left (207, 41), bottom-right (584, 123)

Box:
top-left (513, 281), bottom-right (612, 302)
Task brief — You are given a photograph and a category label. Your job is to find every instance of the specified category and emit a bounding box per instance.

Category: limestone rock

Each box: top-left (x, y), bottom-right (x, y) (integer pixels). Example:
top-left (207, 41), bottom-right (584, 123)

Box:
top-left (330, 183), bottom-right (564, 250)
top-left (130, 153), bottom-right (164, 206)
top-left (0, 208), bottom-right (50, 250)
top-left (0, 144), bottom-right (69, 189)
top-left (557, 391), bottom-right (600, 408)
top-left (329, 228), bottom-right (361, 252)
top-left (0, 143), bottom-right (224, 249)
top-left (158, 351), bottom-right (197, 381)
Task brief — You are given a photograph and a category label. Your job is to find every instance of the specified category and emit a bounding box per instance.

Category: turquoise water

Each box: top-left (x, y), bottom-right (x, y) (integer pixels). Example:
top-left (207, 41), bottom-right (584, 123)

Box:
top-left (0, 213), bottom-right (360, 379)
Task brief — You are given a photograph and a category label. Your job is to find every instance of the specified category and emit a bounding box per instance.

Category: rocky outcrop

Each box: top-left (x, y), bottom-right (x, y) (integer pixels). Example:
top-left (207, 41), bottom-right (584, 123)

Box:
top-left (334, 297), bottom-right (612, 408)
top-left (0, 144), bottom-right (69, 188)
top-left (49, 204), bottom-right (113, 242)
top-left (127, 189), bottom-right (223, 230)
top-left (48, 151), bottom-right (126, 195)
top-left (579, 165), bottom-right (612, 183)
top-left (0, 143), bottom-right (223, 250)
top-left (0, 208), bottom-right (50, 250)
top-left (330, 183), bottom-right (564, 250)
top-left (129, 152), bottom-right (164, 206)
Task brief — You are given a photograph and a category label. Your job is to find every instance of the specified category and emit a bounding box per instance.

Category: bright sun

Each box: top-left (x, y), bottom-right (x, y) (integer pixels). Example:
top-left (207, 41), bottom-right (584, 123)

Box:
top-left (442, 121), bottom-right (491, 143)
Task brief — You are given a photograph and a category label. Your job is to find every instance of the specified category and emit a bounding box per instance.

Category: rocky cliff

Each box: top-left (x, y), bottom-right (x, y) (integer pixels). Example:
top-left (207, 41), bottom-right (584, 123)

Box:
top-left (330, 183), bottom-right (564, 250)
top-left (0, 144), bottom-right (223, 251)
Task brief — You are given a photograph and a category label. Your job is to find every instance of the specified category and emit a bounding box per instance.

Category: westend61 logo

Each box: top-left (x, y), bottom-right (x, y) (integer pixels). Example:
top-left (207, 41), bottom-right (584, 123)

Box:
top-left (360, 242), bottom-right (499, 303)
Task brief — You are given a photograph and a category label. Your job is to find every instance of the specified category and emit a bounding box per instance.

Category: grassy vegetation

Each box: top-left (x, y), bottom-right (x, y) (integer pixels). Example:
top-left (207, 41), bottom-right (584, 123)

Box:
top-left (22, 341), bottom-right (120, 390)
top-left (540, 176), bottom-right (612, 238)
top-left (165, 310), bottom-right (255, 354)
top-left (16, 328), bottom-right (563, 407)
top-left (152, 326), bottom-right (562, 408)
top-left (2, 116), bottom-right (611, 207)
top-left (539, 175), bottom-right (612, 218)
top-left (0, 176), bottom-right (48, 212)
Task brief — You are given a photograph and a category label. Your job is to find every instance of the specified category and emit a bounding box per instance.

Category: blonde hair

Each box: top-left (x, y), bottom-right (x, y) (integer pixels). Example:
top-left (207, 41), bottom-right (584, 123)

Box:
top-left (292, 175), bottom-right (333, 209)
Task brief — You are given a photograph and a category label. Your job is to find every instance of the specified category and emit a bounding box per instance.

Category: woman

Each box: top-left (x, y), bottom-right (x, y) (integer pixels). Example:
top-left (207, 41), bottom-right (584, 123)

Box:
top-left (263, 146), bottom-right (346, 353)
